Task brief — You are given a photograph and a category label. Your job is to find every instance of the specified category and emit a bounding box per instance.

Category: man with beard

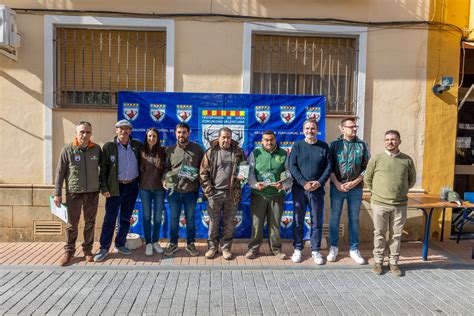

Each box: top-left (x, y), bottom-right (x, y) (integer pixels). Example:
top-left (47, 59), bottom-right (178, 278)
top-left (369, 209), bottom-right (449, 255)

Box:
top-left (94, 119), bottom-right (142, 262)
top-left (246, 130), bottom-right (292, 260)
top-left (289, 119), bottom-right (331, 265)
top-left (200, 127), bottom-right (246, 260)
top-left (365, 130), bottom-right (416, 277)
top-left (54, 121), bottom-right (101, 266)
top-left (163, 123), bottom-right (204, 257)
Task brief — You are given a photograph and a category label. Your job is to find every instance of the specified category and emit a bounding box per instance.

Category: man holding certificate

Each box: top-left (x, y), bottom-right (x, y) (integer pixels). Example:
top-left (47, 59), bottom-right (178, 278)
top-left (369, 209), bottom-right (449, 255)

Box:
top-left (54, 121), bottom-right (101, 266)
top-left (200, 127), bottom-right (247, 260)
top-left (162, 123), bottom-right (204, 257)
top-left (246, 131), bottom-right (292, 260)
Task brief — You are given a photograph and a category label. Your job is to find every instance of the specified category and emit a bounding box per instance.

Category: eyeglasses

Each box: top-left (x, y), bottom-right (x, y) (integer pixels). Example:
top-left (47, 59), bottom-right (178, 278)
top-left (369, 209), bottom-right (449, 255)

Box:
top-left (343, 125), bottom-right (359, 129)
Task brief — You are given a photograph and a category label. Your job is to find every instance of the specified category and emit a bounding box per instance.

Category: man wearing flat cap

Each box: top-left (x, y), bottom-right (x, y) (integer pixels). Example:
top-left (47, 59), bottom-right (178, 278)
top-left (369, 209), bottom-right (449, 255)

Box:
top-left (94, 119), bottom-right (142, 262)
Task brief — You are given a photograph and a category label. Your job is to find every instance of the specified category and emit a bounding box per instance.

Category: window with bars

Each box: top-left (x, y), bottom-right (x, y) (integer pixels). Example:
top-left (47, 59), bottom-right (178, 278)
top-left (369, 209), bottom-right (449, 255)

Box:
top-left (251, 34), bottom-right (358, 115)
top-left (55, 28), bottom-right (166, 107)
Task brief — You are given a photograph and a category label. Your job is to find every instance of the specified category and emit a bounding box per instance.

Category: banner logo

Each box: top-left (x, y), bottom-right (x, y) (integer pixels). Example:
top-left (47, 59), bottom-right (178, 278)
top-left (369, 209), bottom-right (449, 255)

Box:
top-left (200, 109), bottom-right (247, 149)
top-left (306, 107), bottom-right (321, 121)
top-left (130, 209), bottom-right (139, 227)
top-left (177, 105), bottom-right (192, 123)
top-left (304, 210), bottom-right (312, 229)
top-left (123, 103), bottom-right (139, 121)
top-left (255, 105), bottom-right (270, 124)
top-left (179, 210), bottom-right (187, 228)
top-left (281, 210), bottom-right (293, 228)
top-left (150, 104), bottom-right (166, 123)
top-left (280, 106), bottom-right (296, 124)
top-left (233, 209), bottom-right (243, 228)
top-left (202, 209), bottom-right (210, 228)
top-left (279, 141), bottom-right (294, 155)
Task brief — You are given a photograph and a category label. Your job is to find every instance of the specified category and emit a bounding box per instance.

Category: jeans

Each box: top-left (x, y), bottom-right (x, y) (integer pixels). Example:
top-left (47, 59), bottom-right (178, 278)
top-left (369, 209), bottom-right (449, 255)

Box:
top-left (292, 185), bottom-right (324, 251)
top-left (168, 191), bottom-right (198, 245)
top-left (99, 180), bottom-right (139, 250)
top-left (140, 188), bottom-right (165, 244)
top-left (329, 184), bottom-right (363, 251)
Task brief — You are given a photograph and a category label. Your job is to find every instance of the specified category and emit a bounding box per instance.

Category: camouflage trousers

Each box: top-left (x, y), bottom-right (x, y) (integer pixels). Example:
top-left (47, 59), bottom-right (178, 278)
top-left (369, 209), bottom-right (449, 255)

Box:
top-left (206, 190), bottom-right (238, 252)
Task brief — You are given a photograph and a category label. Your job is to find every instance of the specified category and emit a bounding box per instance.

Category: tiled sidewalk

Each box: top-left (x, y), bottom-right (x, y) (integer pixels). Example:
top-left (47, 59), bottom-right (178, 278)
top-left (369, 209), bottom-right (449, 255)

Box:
top-left (1, 239), bottom-right (472, 267)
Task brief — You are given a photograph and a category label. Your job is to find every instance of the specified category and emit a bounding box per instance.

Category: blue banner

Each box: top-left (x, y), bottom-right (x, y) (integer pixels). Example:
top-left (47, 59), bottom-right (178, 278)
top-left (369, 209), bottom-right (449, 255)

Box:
top-left (118, 92), bottom-right (325, 239)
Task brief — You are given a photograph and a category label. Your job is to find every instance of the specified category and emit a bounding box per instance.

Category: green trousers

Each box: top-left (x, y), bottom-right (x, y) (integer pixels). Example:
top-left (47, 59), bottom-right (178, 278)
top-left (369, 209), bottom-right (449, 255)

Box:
top-left (248, 194), bottom-right (284, 254)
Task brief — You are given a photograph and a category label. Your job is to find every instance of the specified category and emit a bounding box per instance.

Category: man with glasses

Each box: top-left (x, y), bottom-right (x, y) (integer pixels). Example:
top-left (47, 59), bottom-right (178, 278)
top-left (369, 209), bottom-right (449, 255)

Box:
top-left (327, 118), bottom-right (370, 264)
top-left (162, 123), bottom-right (204, 257)
top-left (289, 119), bottom-right (331, 264)
top-left (54, 121), bottom-right (102, 266)
top-left (94, 119), bottom-right (142, 262)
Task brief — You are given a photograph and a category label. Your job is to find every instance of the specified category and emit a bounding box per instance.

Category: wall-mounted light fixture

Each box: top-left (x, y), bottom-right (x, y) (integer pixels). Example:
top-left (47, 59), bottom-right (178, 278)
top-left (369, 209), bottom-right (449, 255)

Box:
top-left (432, 76), bottom-right (454, 95)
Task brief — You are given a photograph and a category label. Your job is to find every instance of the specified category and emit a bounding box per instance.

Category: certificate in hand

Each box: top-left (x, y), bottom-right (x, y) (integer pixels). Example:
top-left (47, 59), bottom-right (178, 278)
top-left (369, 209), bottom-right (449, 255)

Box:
top-left (49, 195), bottom-right (68, 223)
top-left (237, 163), bottom-right (250, 180)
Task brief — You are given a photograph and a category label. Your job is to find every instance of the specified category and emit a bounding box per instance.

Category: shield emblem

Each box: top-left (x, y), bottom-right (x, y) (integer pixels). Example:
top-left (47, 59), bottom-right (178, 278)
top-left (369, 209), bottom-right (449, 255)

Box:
top-left (255, 106), bottom-right (270, 124)
top-left (280, 106), bottom-right (296, 124)
top-left (233, 209), bottom-right (243, 228)
top-left (304, 210), bottom-right (312, 229)
top-left (74, 154), bottom-right (81, 162)
top-left (130, 209), bottom-right (139, 227)
top-left (177, 105), bottom-right (192, 123)
top-left (201, 209), bottom-right (210, 228)
top-left (110, 155), bottom-right (116, 163)
top-left (123, 103), bottom-right (139, 121)
top-left (306, 107), bottom-right (321, 121)
top-left (150, 104), bottom-right (166, 123)
top-left (281, 210), bottom-right (293, 228)
top-left (179, 209), bottom-right (187, 228)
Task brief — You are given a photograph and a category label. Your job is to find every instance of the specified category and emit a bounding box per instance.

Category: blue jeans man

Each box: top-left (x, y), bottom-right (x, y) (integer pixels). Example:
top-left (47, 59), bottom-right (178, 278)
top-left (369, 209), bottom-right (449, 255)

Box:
top-left (165, 191), bottom-right (199, 256)
top-left (328, 184), bottom-right (365, 264)
top-left (139, 188), bottom-right (165, 245)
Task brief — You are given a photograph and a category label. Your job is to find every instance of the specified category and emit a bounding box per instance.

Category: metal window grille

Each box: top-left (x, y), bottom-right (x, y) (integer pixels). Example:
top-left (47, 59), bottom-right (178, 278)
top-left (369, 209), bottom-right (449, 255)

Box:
top-left (251, 34), bottom-right (358, 115)
top-left (55, 28), bottom-right (166, 107)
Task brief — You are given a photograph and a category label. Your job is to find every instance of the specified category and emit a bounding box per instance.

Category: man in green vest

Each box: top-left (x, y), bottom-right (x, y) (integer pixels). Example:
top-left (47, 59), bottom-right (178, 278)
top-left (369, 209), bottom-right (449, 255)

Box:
top-left (54, 121), bottom-right (102, 266)
top-left (364, 130), bottom-right (416, 277)
top-left (245, 130), bottom-right (292, 260)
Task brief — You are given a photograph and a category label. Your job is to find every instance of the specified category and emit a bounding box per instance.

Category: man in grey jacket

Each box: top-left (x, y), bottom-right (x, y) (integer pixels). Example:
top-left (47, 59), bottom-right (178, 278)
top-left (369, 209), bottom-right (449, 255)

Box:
top-left (54, 121), bottom-right (102, 266)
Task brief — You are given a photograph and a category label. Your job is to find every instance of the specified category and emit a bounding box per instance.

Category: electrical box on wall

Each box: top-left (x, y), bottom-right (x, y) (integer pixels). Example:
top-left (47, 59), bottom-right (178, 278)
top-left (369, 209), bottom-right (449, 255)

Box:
top-left (0, 5), bottom-right (21, 60)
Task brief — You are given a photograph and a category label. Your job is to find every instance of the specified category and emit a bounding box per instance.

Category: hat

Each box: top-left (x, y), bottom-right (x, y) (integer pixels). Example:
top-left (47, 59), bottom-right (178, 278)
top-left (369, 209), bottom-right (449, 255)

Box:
top-left (115, 119), bottom-right (132, 129)
top-left (447, 191), bottom-right (462, 206)
top-left (164, 171), bottom-right (179, 189)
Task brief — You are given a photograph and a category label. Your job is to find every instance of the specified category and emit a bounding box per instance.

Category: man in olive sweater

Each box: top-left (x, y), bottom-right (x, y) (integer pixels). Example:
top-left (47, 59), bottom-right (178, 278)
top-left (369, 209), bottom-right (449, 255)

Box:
top-left (54, 121), bottom-right (102, 266)
top-left (364, 130), bottom-right (416, 277)
top-left (246, 130), bottom-right (292, 260)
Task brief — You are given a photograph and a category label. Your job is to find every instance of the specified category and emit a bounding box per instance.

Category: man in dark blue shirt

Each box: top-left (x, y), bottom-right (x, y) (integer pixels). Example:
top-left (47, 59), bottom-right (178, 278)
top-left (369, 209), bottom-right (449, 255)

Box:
top-left (289, 119), bottom-right (331, 264)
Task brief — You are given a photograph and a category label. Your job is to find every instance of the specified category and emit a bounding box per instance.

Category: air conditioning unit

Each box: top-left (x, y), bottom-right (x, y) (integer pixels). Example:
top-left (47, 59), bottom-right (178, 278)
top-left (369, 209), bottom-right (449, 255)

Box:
top-left (0, 5), bottom-right (21, 60)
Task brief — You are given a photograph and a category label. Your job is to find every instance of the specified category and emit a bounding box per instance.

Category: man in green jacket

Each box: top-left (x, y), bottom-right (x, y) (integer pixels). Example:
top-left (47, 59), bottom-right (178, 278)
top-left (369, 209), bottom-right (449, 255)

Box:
top-left (94, 119), bottom-right (142, 262)
top-left (245, 130), bottom-right (292, 260)
top-left (364, 130), bottom-right (416, 277)
top-left (54, 121), bottom-right (102, 266)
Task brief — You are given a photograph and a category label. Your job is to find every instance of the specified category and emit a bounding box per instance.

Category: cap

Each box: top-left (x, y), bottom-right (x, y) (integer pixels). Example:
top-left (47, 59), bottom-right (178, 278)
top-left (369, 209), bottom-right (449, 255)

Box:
top-left (164, 171), bottom-right (179, 189)
top-left (115, 119), bottom-right (132, 128)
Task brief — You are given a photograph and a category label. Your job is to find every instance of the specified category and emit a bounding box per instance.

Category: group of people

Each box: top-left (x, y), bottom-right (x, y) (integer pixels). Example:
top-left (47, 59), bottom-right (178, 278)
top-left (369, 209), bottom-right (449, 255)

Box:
top-left (54, 117), bottom-right (416, 277)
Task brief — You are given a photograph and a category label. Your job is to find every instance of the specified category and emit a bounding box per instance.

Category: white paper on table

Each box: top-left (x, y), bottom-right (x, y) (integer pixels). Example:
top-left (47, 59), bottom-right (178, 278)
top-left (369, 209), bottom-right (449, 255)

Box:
top-left (49, 196), bottom-right (68, 223)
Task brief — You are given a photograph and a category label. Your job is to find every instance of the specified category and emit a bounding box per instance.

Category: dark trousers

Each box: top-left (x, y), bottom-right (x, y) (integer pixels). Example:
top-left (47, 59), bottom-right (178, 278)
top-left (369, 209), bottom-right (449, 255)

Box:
top-left (99, 180), bottom-right (139, 250)
top-left (248, 194), bottom-right (284, 254)
top-left (207, 190), bottom-right (238, 251)
top-left (64, 192), bottom-right (99, 255)
top-left (292, 185), bottom-right (324, 251)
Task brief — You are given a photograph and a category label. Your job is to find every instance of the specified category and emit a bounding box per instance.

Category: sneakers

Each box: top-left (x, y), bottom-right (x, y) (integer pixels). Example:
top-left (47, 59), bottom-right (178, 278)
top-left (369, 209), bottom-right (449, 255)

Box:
top-left (245, 249), bottom-right (258, 259)
top-left (291, 249), bottom-right (302, 263)
top-left (205, 248), bottom-right (217, 259)
top-left (349, 249), bottom-right (366, 265)
top-left (372, 262), bottom-right (383, 275)
top-left (274, 252), bottom-right (287, 260)
top-left (327, 246), bottom-right (338, 262)
top-left (153, 242), bottom-right (164, 254)
top-left (222, 250), bottom-right (233, 260)
top-left (115, 246), bottom-right (132, 255)
top-left (312, 251), bottom-right (324, 265)
top-left (186, 243), bottom-right (199, 256)
top-left (165, 243), bottom-right (178, 256)
top-left (93, 249), bottom-right (109, 262)
top-left (389, 263), bottom-right (403, 277)
top-left (58, 254), bottom-right (73, 266)
top-left (145, 244), bottom-right (153, 256)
